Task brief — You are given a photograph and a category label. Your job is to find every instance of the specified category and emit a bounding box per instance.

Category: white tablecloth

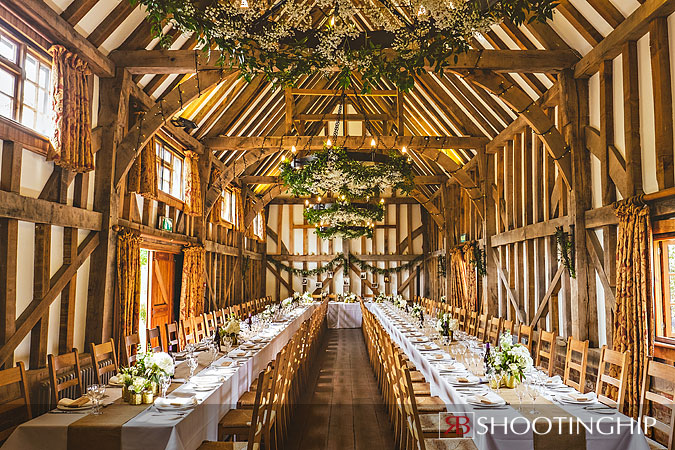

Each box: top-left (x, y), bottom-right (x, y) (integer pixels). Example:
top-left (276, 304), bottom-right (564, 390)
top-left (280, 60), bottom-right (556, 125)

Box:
top-left (327, 302), bottom-right (362, 328)
top-left (3, 304), bottom-right (318, 450)
top-left (367, 302), bottom-right (649, 450)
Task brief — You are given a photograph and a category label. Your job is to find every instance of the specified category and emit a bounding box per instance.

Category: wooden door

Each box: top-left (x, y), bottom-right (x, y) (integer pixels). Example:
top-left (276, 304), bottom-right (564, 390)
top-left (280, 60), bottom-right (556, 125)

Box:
top-left (151, 252), bottom-right (175, 332)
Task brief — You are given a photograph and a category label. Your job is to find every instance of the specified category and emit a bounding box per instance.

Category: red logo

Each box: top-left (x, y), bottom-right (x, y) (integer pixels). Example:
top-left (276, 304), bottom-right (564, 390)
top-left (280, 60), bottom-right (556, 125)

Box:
top-left (445, 415), bottom-right (471, 436)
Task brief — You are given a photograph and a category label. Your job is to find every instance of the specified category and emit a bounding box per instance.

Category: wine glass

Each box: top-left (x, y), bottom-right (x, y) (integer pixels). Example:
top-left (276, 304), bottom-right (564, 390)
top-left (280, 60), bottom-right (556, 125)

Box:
top-left (209, 340), bottom-right (219, 366)
top-left (187, 355), bottom-right (198, 381)
top-left (159, 374), bottom-right (171, 398)
top-left (87, 384), bottom-right (104, 415)
top-left (526, 378), bottom-right (541, 414)
top-left (515, 382), bottom-right (526, 411)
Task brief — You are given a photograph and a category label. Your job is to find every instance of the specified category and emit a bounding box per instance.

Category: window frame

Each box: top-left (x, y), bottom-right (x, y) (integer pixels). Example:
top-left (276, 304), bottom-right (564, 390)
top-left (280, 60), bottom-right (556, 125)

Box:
top-left (0, 24), bottom-right (52, 137)
top-left (155, 138), bottom-right (185, 203)
top-left (220, 188), bottom-right (238, 226)
top-left (653, 224), bottom-right (675, 346)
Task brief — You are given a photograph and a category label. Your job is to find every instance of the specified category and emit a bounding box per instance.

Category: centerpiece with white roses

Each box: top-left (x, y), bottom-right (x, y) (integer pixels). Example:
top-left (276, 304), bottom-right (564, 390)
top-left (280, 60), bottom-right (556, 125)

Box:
top-left (219, 315), bottom-right (241, 347)
top-left (486, 332), bottom-right (533, 388)
top-left (119, 351), bottom-right (174, 404)
top-left (435, 313), bottom-right (458, 341)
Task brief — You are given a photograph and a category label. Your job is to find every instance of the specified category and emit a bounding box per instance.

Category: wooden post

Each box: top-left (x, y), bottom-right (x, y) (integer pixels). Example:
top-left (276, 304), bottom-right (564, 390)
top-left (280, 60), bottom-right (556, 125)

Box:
top-left (0, 141), bottom-right (21, 368)
top-left (622, 41), bottom-right (642, 196)
top-left (483, 148), bottom-right (499, 316)
top-left (85, 70), bottom-right (131, 345)
top-left (559, 70), bottom-right (596, 344)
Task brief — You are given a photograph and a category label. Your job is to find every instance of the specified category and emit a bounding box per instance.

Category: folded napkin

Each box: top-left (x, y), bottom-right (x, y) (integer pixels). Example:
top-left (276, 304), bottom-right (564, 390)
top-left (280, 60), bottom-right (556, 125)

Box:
top-left (544, 375), bottom-right (563, 385)
top-left (433, 354), bottom-right (445, 360)
top-left (155, 396), bottom-right (198, 408)
top-left (58, 396), bottom-right (91, 408)
top-left (220, 361), bottom-right (233, 367)
top-left (442, 364), bottom-right (456, 371)
top-left (567, 394), bottom-right (591, 402)
top-left (457, 377), bottom-right (470, 383)
top-left (108, 375), bottom-right (120, 385)
top-left (472, 394), bottom-right (494, 405)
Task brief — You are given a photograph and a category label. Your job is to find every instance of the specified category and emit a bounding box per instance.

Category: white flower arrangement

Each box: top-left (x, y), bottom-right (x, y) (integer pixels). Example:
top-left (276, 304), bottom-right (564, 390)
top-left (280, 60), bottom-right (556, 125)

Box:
top-left (223, 316), bottom-right (241, 336)
top-left (393, 295), bottom-right (406, 309)
top-left (435, 313), bottom-right (458, 336)
top-left (148, 352), bottom-right (175, 376)
top-left (260, 304), bottom-right (275, 320)
top-left (301, 292), bottom-right (313, 303)
top-left (282, 297), bottom-right (293, 308)
top-left (130, 376), bottom-right (149, 394)
top-left (487, 331), bottom-right (533, 381)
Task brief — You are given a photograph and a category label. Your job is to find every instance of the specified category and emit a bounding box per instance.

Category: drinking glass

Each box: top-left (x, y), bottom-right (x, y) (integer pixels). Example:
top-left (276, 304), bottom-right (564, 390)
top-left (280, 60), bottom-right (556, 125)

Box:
top-left (87, 384), bottom-right (104, 415)
top-left (526, 379), bottom-right (540, 414)
top-left (209, 340), bottom-right (219, 366)
top-left (187, 355), bottom-right (198, 380)
top-left (515, 382), bottom-right (526, 411)
top-left (159, 374), bottom-right (171, 398)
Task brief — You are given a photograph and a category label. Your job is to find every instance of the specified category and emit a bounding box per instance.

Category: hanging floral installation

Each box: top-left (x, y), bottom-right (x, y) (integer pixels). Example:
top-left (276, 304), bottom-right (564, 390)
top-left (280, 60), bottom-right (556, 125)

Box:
top-left (279, 145), bottom-right (414, 199)
top-left (555, 226), bottom-right (576, 279)
top-left (133, 0), bottom-right (556, 91)
top-left (270, 252), bottom-right (424, 276)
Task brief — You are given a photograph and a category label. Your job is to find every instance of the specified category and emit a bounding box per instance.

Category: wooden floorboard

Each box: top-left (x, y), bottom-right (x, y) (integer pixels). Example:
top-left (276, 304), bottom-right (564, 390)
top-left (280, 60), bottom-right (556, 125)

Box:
top-left (285, 328), bottom-right (395, 450)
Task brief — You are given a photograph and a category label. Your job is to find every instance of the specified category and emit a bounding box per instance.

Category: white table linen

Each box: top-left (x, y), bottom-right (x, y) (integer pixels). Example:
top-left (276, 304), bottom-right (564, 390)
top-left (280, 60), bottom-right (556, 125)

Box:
top-left (327, 302), bottom-right (362, 328)
top-left (2, 304), bottom-right (317, 450)
top-left (367, 302), bottom-right (649, 450)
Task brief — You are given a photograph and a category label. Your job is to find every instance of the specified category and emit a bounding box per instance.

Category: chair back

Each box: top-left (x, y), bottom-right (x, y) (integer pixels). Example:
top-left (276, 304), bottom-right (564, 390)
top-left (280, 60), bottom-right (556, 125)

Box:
top-left (90, 339), bottom-right (118, 384)
top-left (214, 309), bottom-right (225, 327)
top-left (564, 336), bottom-right (589, 392)
top-left (180, 318), bottom-right (195, 347)
top-left (467, 312), bottom-right (478, 336)
top-left (476, 314), bottom-right (488, 342)
top-left (203, 312), bottom-right (216, 337)
top-left (535, 330), bottom-right (556, 376)
top-left (165, 322), bottom-right (181, 352)
top-left (0, 362), bottom-right (31, 442)
top-left (639, 358), bottom-right (675, 449)
top-left (517, 324), bottom-right (534, 353)
top-left (487, 317), bottom-right (503, 346)
top-left (147, 326), bottom-right (163, 352)
top-left (47, 349), bottom-right (83, 405)
top-left (193, 315), bottom-right (206, 341)
top-left (502, 319), bottom-right (515, 335)
top-left (124, 333), bottom-right (141, 365)
top-left (595, 346), bottom-right (629, 410)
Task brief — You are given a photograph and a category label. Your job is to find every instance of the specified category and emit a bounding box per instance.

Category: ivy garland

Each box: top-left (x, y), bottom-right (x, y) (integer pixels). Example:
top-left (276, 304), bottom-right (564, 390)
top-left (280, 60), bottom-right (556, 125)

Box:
top-left (270, 252), bottom-right (424, 277)
top-left (554, 226), bottom-right (576, 279)
top-left (315, 224), bottom-right (374, 239)
top-left (469, 243), bottom-right (487, 277)
top-left (134, 0), bottom-right (558, 91)
top-left (280, 145), bottom-right (414, 199)
top-left (437, 254), bottom-right (446, 278)
top-left (304, 202), bottom-right (385, 227)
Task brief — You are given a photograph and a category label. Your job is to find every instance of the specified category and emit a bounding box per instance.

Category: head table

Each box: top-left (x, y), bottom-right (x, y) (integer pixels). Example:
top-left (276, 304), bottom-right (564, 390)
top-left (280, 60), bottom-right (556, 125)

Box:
top-left (2, 303), bottom-right (318, 450)
top-left (366, 302), bottom-right (650, 450)
top-left (327, 301), bottom-right (362, 328)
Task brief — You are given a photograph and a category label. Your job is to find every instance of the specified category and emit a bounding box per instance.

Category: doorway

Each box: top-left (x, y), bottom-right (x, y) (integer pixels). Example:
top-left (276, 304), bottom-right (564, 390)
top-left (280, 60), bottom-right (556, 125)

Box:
top-left (139, 248), bottom-right (177, 351)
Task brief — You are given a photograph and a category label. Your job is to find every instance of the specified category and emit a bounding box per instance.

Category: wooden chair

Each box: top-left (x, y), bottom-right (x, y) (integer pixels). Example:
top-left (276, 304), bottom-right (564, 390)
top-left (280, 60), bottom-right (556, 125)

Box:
top-left (476, 314), bottom-right (488, 342)
top-left (90, 339), bottom-right (118, 384)
top-left (639, 358), bottom-right (675, 450)
top-left (535, 330), bottom-right (556, 376)
top-left (502, 319), bottom-right (515, 335)
top-left (458, 308), bottom-right (468, 330)
top-left (487, 317), bottom-right (503, 347)
top-left (47, 349), bottom-right (83, 405)
top-left (517, 324), bottom-right (534, 354)
top-left (564, 336), bottom-right (589, 392)
top-left (165, 321), bottom-right (181, 352)
top-left (124, 333), bottom-right (141, 365)
top-left (181, 317), bottom-right (195, 343)
top-left (0, 362), bottom-right (32, 443)
top-left (193, 315), bottom-right (206, 342)
top-left (147, 326), bottom-right (163, 352)
top-left (203, 312), bottom-right (216, 337)
top-left (467, 312), bottom-right (478, 336)
top-left (214, 309), bottom-right (225, 327)
top-left (595, 346), bottom-right (629, 410)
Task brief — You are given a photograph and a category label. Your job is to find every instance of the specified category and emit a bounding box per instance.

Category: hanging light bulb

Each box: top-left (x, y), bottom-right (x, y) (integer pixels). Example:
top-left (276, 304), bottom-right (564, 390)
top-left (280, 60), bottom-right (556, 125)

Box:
top-left (380, 198), bottom-right (385, 204)
top-left (326, 138), bottom-right (332, 147)
top-left (317, 196), bottom-right (322, 202)
top-left (291, 145), bottom-right (296, 153)
top-left (370, 138), bottom-right (376, 147)
top-left (401, 146), bottom-right (407, 153)
top-left (366, 195), bottom-right (370, 201)
top-left (329, 15), bottom-right (335, 27)
top-left (305, 199), bottom-right (310, 206)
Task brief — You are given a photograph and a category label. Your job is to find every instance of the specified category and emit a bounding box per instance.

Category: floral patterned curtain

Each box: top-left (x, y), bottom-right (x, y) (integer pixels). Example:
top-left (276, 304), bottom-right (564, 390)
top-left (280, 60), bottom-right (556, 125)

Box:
top-left (448, 244), bottom-right (479, 313)
top-left (183, 151), bottom-right (202, 216)
top-left (47, 45), bottom-right (94, 173)
top-left (115, 230), bottom-right (141, 353)
top-left (611, 199), bottom-right (653, 419)
top-left (180, 244), bottom-right (206, 319)
top-left (127, 136), bottom-right (158, 199)
top-left (462, 243), bottom-right (479, 313)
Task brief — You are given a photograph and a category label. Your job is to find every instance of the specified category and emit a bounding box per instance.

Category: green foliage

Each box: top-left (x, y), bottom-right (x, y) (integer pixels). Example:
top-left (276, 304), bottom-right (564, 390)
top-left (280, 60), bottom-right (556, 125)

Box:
top-left (315, 224), bottom-right (374, 240)
top-left (270, 252), bottom-right (424, 277)
top-left (555, 226), bottom-right (576, 279)
top-left (132, 0), bottom-right (557, 91)
top-left (304, 202), bottom-right (385, 227)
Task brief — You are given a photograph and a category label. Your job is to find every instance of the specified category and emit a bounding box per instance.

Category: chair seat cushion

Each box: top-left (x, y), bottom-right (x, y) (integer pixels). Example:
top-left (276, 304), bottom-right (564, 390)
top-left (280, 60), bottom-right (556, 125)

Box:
top-left (409, 371), bottom-right (426, 382)
top-left (197, 441), bottom-right (250, 450)
top-left (237, 391), bottom-right (256, 409)
top-left (416, 396), bottom-right (447, 413)
top-left (219, 409), bottom-right (252, 429)
top-left (646, 437), bottom-right (667, 450)
top-left (424, 438), bottom-right (478, 450)
top-left (413, 382), bottom-right (432, 396)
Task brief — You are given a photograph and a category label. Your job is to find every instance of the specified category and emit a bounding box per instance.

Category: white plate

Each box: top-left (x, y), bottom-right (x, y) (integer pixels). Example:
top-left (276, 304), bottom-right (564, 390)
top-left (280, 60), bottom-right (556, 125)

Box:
top-left (558, 395), bottom-right (596, 405)
top-left (56, 403), bottom-right (93, 411)
top-left (449, 376), bottom-right (481, 386)
top-left (191, 384), bottom-right (220, 392)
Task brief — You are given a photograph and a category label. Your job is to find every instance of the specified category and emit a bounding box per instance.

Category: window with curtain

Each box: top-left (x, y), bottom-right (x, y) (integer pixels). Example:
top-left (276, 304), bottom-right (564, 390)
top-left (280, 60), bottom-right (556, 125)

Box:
top-left (155, 139), bottom-right (184, 200)
top-left (655, 236), bottom-right (675, 341)
top-left (0, 26), bottom-right (52, 136)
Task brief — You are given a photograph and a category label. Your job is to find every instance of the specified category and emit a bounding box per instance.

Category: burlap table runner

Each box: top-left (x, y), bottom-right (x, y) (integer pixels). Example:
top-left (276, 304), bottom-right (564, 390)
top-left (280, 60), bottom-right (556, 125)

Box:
top-left (67, 350), bottom-right (227, 450)
top-left (497, 388), bottom-right (587, 450)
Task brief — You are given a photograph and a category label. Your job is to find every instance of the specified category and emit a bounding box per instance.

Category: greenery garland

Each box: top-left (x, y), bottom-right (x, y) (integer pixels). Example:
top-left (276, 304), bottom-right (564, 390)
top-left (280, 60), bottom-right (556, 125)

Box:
top-left (134, 0), bottom-right (557, 91)
top-left (438, 254), bottom-right (446, 278)
top-left (315, 224), bottom-right (374, 239)
top-left (469, 243), bottom-right (487, 277)
top-left (280, 146), bottom-right (414, 199)
top-left (554, 226), bottom-right (576, 279)
top-left (270, 252), bottom-right (424, 277)
top-left (304, 202), bottom-right (385, 227)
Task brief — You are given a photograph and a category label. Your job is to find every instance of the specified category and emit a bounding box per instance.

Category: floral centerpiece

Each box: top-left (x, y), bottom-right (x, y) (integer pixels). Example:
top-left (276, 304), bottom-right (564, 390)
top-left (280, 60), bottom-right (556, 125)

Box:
top-left (435, 313), bottom-right (458, 340)
top-left (219, 315), bottom-right (241, 346)
top-left (119, 351), bottom-right (174, 404)
top-left (440, 296), bottom-right (447, 303)
top-left (374, 293), bottom-right (388, 303)
top-left (392, 295), bottom-right (406, 309)
top-left (486, 332), bottom-right (533, 388)
top-left (282, 297), bottom-right (294, 308)
top-left (340, 293), bottom-right (358, 303)
top-left (260, 304), bottom-right (275, 321)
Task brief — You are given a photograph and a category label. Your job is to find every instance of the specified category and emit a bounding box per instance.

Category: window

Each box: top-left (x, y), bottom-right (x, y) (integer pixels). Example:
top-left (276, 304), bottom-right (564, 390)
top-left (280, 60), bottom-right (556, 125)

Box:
top-left (220, 189), bottom-right (238, 224)
top-left (0, 27), bottom-right (52, 136)
top-left (251, 212), bottom-right (264, 240)
top-left (155, 139), bottom-right (184, 200)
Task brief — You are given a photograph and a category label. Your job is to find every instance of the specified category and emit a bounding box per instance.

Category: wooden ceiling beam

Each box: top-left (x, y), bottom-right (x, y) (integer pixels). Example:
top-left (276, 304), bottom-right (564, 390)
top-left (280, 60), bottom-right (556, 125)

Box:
top-left (203, 135), bottom-right (488, 150)
top-left (4, 0), bottom-right (115, 77)
top-left (575, 0), bottom-right (675, 78)
top-left (110, 49), bottom-right (579, 75)
top-left (239, 175), bottom-right (445, 184)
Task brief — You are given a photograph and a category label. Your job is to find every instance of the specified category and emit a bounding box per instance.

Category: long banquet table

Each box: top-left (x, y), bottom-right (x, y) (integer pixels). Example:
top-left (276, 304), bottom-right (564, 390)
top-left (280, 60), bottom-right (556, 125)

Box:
top-left (366, 302), bottom-right (649, 450)
top-left (327, 301), bottom-right (362, 328)
top-left (2, 303), bottom-right (318, 450)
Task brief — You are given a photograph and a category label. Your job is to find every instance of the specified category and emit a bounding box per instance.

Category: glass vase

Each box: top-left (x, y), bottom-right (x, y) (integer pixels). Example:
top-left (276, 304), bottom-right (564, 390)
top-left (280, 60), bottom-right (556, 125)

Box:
top-left (129, 392), bottom-right (143, 405)
top-left (142, 390), bottom-right (154, 404)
